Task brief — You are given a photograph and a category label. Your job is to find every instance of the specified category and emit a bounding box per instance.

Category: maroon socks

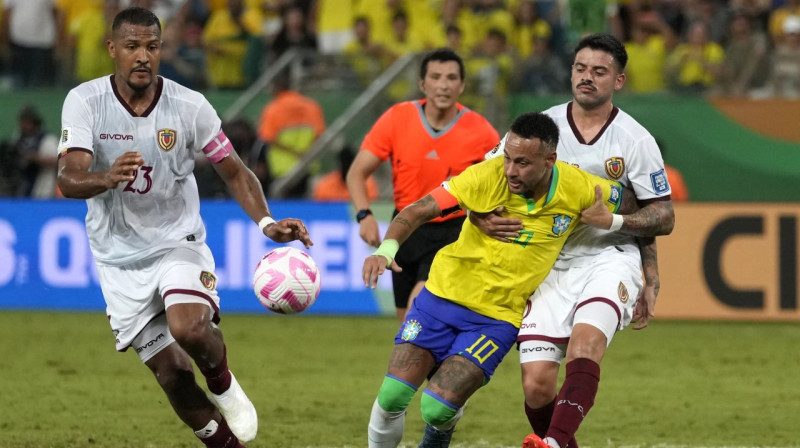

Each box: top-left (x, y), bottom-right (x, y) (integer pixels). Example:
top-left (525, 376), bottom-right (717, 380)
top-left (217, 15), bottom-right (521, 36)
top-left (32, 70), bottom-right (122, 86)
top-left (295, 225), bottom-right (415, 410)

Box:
top-left (200, 345), bottom-right (232, 395)
top-left (547, 358), bottom-right (599, 448)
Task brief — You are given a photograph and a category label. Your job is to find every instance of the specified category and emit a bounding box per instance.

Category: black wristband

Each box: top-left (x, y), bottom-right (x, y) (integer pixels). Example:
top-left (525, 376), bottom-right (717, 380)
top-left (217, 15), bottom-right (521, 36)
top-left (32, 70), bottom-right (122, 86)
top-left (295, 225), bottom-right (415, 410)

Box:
top-left (356, 208), bottom-right (373, 223)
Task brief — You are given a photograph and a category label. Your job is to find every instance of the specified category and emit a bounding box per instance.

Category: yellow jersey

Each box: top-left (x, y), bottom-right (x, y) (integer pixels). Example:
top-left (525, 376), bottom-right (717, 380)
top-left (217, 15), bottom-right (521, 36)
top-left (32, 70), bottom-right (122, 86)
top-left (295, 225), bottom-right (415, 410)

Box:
top-left (425, 158), bottom-right (622, 327)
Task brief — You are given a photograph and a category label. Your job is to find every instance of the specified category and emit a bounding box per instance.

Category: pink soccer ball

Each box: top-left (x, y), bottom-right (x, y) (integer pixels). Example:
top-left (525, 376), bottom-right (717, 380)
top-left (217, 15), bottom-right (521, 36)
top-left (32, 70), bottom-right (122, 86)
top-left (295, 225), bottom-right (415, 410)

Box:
top-left (253, 246), bottom-right (321, 314)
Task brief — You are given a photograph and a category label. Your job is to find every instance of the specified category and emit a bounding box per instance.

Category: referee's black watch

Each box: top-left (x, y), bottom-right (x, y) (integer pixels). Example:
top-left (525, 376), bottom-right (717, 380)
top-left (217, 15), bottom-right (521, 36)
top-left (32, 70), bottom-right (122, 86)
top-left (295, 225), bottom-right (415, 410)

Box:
top-left (355, 208), bottom-right (373, 223)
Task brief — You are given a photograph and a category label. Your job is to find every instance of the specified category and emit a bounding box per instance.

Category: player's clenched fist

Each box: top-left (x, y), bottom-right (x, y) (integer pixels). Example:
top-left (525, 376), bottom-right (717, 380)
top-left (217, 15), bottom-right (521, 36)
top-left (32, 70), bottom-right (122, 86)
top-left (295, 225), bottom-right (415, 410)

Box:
top-left (106, 151), bottom-right (144, 188)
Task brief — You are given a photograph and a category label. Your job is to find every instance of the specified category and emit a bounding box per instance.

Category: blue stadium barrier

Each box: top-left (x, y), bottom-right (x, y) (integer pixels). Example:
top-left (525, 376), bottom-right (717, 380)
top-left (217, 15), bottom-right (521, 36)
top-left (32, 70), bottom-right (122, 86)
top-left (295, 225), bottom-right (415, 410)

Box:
top-left (0, 199), bottom-right (392, 315)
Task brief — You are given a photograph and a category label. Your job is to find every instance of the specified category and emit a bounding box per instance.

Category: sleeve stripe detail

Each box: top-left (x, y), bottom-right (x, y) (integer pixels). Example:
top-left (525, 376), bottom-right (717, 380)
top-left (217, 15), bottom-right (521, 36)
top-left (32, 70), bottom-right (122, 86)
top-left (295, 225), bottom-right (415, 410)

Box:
top-left (57, 148), bottom-right (93, 159)
top-left (202, 130), bottom-right (233, 163)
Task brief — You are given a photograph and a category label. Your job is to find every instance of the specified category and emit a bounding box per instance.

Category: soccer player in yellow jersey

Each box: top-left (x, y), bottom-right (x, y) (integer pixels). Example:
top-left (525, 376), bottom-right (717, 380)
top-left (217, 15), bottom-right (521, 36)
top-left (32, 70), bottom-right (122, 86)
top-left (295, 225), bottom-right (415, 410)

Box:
top-left (361, 112), bottom-right (638, 448)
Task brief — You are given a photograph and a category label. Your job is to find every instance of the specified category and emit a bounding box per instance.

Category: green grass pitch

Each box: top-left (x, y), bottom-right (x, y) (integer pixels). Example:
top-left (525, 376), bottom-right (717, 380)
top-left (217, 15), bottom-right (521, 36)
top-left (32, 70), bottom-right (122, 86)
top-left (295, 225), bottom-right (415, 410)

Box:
top-left (3, 311), bottom-right (800, 447)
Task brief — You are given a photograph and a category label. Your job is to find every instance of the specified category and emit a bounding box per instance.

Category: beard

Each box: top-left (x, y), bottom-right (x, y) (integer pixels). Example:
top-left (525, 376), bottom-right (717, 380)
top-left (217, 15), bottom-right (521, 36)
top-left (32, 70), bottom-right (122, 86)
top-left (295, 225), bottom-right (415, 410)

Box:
top-left (127, 77), bottom-right (152, 93)
top-left (126, 67), bottom-right (154, 93)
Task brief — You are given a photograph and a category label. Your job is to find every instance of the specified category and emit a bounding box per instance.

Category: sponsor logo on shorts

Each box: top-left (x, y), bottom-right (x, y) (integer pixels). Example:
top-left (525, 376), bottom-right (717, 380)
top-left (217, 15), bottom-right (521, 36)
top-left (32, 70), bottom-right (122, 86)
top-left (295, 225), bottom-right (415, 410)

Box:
top-left (551, 215), bottom-right (572, 236)
top-left (200, 271), bottom-right (217, 290)
top-left (158, 128), bottom-right (177, 151)
top-left (520, 322), bottom-right (537, 329)
top-left (401, 319), bottom-right (422, 341)
top-left (135, 332), bottom-right (165, 353)
top-left (605, 157), bottom-right (625, 179)
top-left (618, 281), bottom-right (629, 303)
top-left (521, 346), bottom-right (555, 353)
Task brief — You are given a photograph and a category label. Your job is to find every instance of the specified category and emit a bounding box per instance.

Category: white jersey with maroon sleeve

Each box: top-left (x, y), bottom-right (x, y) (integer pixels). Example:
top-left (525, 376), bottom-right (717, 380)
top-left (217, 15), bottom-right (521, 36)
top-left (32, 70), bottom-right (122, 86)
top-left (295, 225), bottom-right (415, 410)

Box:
top-left (543, 102), bottom-right (670, 268)
top-left (58, 75), bottom-right (233, 266)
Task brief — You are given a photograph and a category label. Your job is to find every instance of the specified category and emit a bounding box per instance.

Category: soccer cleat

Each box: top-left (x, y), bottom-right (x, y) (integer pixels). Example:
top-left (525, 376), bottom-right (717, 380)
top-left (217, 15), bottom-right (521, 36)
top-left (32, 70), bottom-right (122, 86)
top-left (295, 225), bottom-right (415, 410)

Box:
top-left (211, 372), bottom-right (258, 442)
top-left (522, 434), bottom-right (553, 448)
top-left (418, 423), bottom-right (455, 448)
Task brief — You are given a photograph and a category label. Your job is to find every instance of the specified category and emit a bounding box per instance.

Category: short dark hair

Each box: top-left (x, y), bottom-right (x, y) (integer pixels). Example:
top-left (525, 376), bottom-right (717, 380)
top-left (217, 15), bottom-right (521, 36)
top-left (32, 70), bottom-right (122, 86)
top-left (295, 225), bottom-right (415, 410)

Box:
top-left (574, 33), bottom-right (628, 71)
top-left (112, 7), bottom-right (161, 35)
top-left (510, 112), bottom-right (559, 151)
top-left (420, 48), bottom-right (465, 81)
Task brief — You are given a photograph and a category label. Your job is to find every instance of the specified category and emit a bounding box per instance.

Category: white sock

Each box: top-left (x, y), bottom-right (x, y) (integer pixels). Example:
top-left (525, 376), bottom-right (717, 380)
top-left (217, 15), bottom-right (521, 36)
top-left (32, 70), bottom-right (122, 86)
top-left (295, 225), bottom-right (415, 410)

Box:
top-left (194, 420), bottom-right (219, 439)
top-left (544, 436), bottom-right (561, 448)
top-left (367, 398), bottom-right (406, 447)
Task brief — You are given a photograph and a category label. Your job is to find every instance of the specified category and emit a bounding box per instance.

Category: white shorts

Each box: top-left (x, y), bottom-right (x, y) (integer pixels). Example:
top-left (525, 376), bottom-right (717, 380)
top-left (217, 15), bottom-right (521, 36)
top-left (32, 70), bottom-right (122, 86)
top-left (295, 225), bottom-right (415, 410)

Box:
top-left (96, 243), bottom-right (221, 362)
top-left (518, 252), bottom-right (643, 364)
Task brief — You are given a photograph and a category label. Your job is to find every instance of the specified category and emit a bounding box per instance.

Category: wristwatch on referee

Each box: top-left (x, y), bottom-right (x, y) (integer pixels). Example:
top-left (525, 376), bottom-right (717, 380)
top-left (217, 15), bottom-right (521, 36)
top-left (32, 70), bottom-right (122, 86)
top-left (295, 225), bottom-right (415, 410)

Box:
top-left (355, 208), bottom-right (373, 223)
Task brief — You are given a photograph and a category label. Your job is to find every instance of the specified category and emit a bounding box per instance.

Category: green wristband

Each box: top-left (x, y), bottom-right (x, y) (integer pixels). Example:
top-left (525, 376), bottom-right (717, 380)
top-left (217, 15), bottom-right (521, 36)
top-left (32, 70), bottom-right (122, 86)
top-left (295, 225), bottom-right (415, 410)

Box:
top-left (373, 239), bottom-right (399, 268)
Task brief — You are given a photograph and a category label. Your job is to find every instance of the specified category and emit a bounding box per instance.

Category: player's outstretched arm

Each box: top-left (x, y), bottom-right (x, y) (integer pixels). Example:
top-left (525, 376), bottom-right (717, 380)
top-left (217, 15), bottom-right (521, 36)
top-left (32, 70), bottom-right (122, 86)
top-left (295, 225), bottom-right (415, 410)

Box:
top-left (214, 149), bottom-right (313, 248)
top-left (57, 150), bottom-right (143, 199)
top-left (362, 194), bottom-right (443, 289)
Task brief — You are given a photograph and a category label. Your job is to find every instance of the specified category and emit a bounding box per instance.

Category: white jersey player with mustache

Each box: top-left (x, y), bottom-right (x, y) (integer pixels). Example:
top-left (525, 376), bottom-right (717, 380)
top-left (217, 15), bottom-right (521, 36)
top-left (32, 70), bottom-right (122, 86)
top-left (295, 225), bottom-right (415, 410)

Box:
top-left (475, 33), bottom-right (675, 448)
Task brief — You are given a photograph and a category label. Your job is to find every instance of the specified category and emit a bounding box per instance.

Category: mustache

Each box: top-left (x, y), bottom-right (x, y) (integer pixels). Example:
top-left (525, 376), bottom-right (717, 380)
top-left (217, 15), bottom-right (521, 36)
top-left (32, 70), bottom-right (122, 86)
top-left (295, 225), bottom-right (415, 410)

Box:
top-left (577, 81), bottom-right (595, 90)
top-left (132, 65), bottom-right (151, 73)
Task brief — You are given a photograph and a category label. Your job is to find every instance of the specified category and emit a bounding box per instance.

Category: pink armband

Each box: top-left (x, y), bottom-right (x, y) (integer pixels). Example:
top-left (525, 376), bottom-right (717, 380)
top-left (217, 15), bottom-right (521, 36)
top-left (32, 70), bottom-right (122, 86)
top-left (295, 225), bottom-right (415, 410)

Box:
top-left (202, 130), bottom-right (233, 163)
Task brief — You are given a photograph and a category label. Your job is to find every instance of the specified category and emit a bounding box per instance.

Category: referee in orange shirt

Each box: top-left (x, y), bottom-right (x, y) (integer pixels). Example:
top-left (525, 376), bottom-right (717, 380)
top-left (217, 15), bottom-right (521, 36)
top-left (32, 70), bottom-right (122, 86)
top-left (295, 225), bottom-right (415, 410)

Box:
top-left (347, 48), bottom-right (499, 321)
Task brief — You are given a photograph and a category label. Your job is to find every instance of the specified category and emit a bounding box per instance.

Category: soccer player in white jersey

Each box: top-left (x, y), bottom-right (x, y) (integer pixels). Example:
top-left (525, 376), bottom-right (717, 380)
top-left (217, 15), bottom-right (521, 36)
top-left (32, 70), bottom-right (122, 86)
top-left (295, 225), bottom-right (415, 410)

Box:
top-left (475, 34), bottom-right (675, 448)
top-left (56, 7), bottom-right (313, 448)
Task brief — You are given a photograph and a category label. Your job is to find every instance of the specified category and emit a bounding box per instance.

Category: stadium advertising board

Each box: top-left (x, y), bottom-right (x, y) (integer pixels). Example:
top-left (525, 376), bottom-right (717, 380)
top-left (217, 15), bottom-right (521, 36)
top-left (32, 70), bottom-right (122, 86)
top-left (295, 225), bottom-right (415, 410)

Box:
top-left (658, 203), bottom-right (800, 321)
top-left (1, 200), bottom-right (798, 321)
top-left (0, 200), bottom-right (392, 315)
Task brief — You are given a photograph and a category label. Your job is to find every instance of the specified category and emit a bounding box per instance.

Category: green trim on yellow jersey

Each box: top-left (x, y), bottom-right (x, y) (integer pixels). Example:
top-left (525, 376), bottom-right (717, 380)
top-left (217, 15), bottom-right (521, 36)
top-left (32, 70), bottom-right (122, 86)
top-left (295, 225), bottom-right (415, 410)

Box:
top-left (427, 158), bottom-right (622, 327)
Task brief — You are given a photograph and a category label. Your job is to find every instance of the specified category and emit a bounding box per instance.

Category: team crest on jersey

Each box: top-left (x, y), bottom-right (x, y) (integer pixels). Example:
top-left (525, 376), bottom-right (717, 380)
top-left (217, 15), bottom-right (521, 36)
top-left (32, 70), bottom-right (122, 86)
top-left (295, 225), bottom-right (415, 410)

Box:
top-left (200, 271), bottom-right (217, 290)
top-left (158, 129), bottom-right (177, 152)
top-left (604, 157), bottom-right (625, 179)
top-left (618, 282), bottom-right (629, 303)
top-left (401, 319), bottom-right (422, 341)
top-left (551, 214), bottom-right (572, 236)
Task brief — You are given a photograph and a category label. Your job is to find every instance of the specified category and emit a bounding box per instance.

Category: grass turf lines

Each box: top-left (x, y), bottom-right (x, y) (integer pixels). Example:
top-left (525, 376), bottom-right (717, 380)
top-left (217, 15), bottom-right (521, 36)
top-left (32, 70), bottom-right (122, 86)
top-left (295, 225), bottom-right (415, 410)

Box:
top-left (2, 312), bottom-right (799, 447)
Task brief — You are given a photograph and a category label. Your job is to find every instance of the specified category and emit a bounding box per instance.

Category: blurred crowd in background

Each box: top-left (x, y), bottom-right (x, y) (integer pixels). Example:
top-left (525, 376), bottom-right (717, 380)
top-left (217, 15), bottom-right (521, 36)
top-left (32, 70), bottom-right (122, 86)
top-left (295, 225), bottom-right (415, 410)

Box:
top-left (0, 0), bottom-right (798, 199)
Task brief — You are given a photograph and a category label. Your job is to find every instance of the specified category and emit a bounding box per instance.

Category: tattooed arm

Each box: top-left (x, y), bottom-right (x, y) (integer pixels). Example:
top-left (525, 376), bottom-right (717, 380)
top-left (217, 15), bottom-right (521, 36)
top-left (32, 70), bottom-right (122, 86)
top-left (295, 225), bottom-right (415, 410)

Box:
top-left (385, 194), bottom-right (443, 245)
top-left (363, 194), bottom-right (446, 288)
top-left (626, 198), bottom-right (672, 329)
top-left (633, 236), bottom-right (660, 330)
top-left (619, 199), bottom-right (675, 237)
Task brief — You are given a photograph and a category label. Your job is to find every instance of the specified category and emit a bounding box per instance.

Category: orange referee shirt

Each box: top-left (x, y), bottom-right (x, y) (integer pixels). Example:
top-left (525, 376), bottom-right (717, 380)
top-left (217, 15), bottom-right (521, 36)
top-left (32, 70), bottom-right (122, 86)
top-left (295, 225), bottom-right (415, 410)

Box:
top-left (361, 99), bottom-right (499, 222)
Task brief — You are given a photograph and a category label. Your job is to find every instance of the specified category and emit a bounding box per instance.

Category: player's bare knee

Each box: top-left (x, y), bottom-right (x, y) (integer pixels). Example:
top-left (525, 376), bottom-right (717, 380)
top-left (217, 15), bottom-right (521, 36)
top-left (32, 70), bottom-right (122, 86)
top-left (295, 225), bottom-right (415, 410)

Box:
top-left (169, 317), bottom-right (211, 349)
top-left (521, 369), bottom-right (557, 407)
top-left (147, 353), bottom-right (195, 392)
top-left (566, 326), bottom-right (607, 363)
top-left (522, 376), bottom-right (555, 404)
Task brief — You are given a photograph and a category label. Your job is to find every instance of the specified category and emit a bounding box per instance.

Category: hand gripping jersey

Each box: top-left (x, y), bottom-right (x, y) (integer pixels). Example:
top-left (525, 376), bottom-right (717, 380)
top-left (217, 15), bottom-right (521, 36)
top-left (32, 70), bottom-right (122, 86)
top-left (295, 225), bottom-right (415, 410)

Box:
top-left (485, 103), bottom-right (672, 269)
top-left (425, 157), bottom-right (623, 327)
top-left (543, 102), bottom-right (671, 268)
top-left (58, 76), bottom-right (232, 266)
